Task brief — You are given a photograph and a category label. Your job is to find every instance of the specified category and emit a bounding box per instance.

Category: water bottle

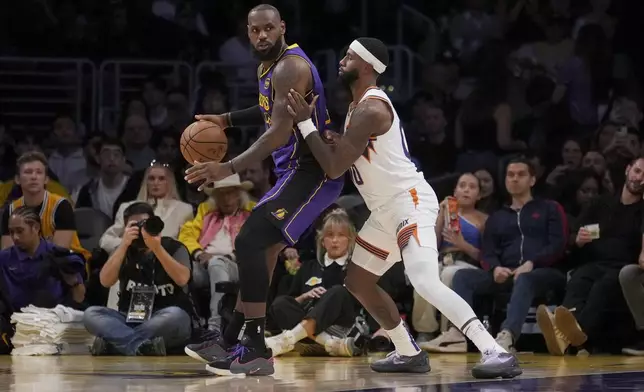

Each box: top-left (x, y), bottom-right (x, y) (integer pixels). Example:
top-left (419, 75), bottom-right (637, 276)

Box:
top-left (482, 315), bottom-right (491, 332)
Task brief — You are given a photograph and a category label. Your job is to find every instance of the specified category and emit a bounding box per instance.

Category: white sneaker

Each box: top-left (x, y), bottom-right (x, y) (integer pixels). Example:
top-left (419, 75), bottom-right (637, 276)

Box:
top-left (265, 330), bottom-right (296, 356)
top-left (495, 330), bottom-right (515, 353)
top-left (324, 337), bottom-right (356, 357)
top-left (420, 327), bottom-right (466, 353)
top-left (416, 333), bottom-right (434, 344)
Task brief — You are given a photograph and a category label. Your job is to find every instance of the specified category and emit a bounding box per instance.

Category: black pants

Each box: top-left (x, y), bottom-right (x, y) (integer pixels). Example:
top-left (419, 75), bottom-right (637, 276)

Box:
top-left (269, 285), bottom-right (356, 335)
top-left (562, 262), bottom-right (624, 340)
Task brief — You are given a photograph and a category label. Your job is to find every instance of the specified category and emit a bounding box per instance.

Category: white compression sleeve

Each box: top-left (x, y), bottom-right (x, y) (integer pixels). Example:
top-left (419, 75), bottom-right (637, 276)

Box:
top-left (402, 237), bottom-right (506, 354)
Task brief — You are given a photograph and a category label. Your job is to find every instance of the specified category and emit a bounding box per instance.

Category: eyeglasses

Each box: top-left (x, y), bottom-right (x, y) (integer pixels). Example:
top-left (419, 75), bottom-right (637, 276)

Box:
top-left (149, 159), bottom-right (171, 168)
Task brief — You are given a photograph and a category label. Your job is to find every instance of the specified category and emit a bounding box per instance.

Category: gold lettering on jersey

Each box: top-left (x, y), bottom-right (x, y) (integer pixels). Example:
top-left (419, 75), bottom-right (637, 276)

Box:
top-left (259, 93), bottom-right (271, 111)
top-left (263, 112), bottom-right (272, 126)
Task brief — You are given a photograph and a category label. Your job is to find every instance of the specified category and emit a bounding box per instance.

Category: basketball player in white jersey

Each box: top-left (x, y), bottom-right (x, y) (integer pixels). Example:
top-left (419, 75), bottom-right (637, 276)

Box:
top-left (285, 37), bottom-right (522, 379)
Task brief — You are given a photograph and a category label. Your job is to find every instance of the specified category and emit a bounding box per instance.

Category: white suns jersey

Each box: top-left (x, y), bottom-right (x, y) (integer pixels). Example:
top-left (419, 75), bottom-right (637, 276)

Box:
top-left (345, 87), bottom-right (425, 210)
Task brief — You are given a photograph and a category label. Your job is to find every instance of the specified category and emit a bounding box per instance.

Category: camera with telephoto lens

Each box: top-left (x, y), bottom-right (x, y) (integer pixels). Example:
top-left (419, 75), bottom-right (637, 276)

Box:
top-left (132, 216), bottom-right (165, 249)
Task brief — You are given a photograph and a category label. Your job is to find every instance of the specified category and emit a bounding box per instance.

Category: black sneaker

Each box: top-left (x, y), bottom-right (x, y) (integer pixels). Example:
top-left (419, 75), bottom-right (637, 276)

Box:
top-left (185, 334), bottom-right (234, 363)
top-left (370, 350), bottom-right (431, 373)
top-left (623, 340), bottom-right (644, 356)
top-left (90, 337), bottom-right (108, 356)
top-left (137, 337), bottom-right (166, 356)
top-left (205, 343), bottom-right (274, 376)
top-left (471, 351), bottom-right (522, 379)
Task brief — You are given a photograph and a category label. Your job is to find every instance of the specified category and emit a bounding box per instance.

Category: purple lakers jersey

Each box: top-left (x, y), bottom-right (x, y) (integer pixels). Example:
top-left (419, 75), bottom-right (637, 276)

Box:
top-left (258, 44), bottom-right (332, 177)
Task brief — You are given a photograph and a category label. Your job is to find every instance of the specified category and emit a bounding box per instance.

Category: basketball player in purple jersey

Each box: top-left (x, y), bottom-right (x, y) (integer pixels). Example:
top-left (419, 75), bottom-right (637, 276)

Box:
top-left (184, 4), bottom-right (343, 376)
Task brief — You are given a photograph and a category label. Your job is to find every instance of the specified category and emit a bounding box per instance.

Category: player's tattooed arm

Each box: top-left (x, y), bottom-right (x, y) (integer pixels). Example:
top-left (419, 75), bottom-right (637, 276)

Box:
top-left (227, 57), bottom-right (311, 172)
top-left (288, 93), bottom-right (392, 179)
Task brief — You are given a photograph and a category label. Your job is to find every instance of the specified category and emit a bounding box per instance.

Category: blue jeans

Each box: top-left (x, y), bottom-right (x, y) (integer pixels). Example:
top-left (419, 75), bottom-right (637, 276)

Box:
top-left (451, 267), bottom-right (566, 339)
top-left (83, 306), bottom-right (192, 355)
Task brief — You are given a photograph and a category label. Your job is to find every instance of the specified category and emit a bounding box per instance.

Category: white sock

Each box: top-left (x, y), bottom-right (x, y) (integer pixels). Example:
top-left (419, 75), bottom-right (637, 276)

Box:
top-left (314, 331), bottom-right (332, 346)
top-left (403, 238), bottom-right (506, 354)
top-left (462, 318), bottom-right (506, 354)
top-left (385, 320), bottom-right (421, 356)
top-left (291, 324), bottom-right (308, 342)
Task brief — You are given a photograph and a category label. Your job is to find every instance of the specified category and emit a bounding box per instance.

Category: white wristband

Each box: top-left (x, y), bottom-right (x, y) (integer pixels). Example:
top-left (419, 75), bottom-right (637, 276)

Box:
top-left (297, 118), bottom-right (317, 138)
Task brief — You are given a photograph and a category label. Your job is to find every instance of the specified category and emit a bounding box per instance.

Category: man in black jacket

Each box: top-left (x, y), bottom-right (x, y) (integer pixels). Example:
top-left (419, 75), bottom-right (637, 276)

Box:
top-left (425, 158), bottom-right (568, 353)
top-left (538, 156), bottom-right (644, 355)
top-left (74, 138), bottom-right (129, 218)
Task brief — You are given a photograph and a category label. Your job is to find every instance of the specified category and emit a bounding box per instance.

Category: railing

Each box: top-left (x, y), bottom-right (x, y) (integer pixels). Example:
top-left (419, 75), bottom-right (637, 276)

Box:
top-left (192, 61), bottom-right (258, 146)
top-left (97, 60), bottom-right (194, 134)
top-left (1, 47), bottom-right (418, 134)
top-left (396, 4), bottom-right (439, 64)
top-left (382, 45), bottom-right (416, 102)
top-left (193, 61), bottom-right (258, 110)
top-left (0, 57), bottom-right (96, 134)
top-left (194, 48), bottom-right (339, 110)
top-left (360, 0), bottom-right (369, 36)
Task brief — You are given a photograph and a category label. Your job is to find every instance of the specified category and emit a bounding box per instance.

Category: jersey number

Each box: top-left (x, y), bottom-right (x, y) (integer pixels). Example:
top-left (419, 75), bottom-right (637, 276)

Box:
top-left (349, 165), bottom-right (364, 185)
top-left (349, 126), bottom-right (411, 186)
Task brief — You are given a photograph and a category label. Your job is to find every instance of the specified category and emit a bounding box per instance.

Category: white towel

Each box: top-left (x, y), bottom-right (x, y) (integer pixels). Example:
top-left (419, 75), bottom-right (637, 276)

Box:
top-left (15, 305), bottom-right (84, 323)
top-left (51, 305), bottom-right (84, 323)
top-left (11, 344), bottom-right (59, 356)
top-left (10, 305), bottom-right (91, 355)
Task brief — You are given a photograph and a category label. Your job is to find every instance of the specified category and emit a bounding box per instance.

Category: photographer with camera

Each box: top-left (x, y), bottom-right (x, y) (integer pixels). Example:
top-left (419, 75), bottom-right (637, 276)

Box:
top-left (83, 202), bottom-right (192, 356)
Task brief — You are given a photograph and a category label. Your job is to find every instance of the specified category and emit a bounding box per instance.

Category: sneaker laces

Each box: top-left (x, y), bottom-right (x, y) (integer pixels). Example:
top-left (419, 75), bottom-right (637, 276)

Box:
top-left (229, 344), bottom-right (249, 359)
top-left (270, 334), bottom-right (293, 353)
top-left (192, 335), bottom-right (223, 351)
top-left (325, 338), bottom-right (347, 356)
top-left (480, 349), bottom-right (514, 364)
top-left (384, 351), bottom-right (402, 360)
top-left (480, 349), bottom-right (498, 363)
top-left (200, 329), bottom-right (221, 342)
top-left (554, 325), bottom-right (569, 343)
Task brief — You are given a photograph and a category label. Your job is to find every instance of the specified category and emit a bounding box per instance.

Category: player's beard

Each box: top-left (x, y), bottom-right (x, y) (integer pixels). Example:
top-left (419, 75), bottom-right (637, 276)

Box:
top-left (626, 178), bottom-right (644, 195)
top-left (338, 69), bottom-right (359, 89)
top-left (252, 41), bottom-right (284, 61)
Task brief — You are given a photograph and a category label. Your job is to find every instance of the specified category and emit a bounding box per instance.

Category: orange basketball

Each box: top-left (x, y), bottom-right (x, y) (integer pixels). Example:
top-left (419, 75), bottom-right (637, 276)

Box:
top-left (180, 121), bottom-right (228, 164)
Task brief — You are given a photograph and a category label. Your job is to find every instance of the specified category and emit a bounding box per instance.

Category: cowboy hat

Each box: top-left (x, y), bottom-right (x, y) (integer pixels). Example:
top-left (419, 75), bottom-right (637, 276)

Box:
top-left (203, 173), bottom-right (253, 195)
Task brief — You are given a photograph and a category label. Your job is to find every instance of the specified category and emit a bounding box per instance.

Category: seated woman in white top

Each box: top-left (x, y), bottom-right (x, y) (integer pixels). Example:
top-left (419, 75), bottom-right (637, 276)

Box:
top-left (99, 161), bottom-right (194, 255)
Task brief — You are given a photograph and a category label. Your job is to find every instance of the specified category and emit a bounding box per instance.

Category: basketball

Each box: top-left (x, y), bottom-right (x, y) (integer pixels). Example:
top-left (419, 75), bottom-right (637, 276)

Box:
top-left (180, 121), bottom-right (228, 164)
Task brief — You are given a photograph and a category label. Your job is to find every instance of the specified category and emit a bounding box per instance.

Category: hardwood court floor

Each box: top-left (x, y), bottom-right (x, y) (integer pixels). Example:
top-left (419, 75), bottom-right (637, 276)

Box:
top-left (2, 353), bottom-right (644, 391)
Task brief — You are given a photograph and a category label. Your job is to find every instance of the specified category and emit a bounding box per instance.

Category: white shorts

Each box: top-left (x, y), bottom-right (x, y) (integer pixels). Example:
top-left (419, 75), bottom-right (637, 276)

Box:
top-left (353, 181), bottom-right (439, 276)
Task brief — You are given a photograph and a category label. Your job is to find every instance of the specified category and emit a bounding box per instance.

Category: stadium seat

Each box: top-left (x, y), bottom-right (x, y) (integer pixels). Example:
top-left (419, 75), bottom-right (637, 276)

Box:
top-left (73, 208), bottom-right (113, 251)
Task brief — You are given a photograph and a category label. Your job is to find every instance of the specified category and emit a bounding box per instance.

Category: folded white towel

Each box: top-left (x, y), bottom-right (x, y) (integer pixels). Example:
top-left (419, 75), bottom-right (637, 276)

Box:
top-left (11, 344), bottom-right (59, 356)
top-left (9, 305), bottom-right (90, 355)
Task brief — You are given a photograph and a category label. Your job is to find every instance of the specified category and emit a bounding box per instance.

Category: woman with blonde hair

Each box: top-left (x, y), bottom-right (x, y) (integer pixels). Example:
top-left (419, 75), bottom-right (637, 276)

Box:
top-left (265, 208), bottom-right (360, 357)
top-left (100, 161), bottom-right (194, 255)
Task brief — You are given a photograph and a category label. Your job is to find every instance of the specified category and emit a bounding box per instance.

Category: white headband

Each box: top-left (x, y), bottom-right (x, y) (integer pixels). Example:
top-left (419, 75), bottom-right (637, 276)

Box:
top-left (349, 40), bottom-right (387, 74)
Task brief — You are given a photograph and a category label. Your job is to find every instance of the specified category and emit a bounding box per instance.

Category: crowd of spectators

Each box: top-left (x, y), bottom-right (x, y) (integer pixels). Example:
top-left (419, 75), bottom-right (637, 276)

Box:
top-left (1, 0), bottom-right (644, 358)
